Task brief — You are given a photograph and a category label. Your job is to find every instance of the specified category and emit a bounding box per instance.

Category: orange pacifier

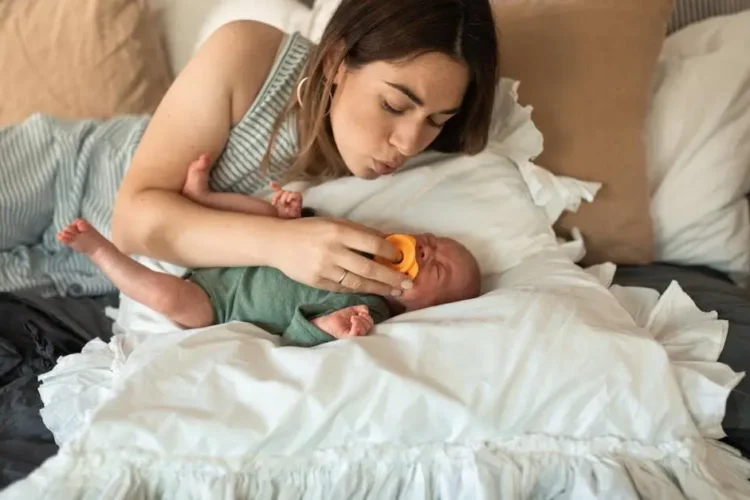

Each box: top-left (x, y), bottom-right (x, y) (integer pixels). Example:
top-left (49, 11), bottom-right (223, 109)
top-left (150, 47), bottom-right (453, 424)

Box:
top-left (376, 234), bottom-right (420, 280)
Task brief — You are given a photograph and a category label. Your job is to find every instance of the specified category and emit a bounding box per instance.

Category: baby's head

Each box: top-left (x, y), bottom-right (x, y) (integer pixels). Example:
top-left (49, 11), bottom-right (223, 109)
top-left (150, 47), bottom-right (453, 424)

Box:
top-left (391, 233), bottom-right (481, 312)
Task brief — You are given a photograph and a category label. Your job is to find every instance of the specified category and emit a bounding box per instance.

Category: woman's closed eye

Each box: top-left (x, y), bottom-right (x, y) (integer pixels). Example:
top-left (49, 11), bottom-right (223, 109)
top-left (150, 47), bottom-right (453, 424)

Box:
top-left (382, 101), bottom-right (445, 129)
top-left (428, 118), bottom-right (446, 129)
top-left (382, 100), bottom-right (404, 115)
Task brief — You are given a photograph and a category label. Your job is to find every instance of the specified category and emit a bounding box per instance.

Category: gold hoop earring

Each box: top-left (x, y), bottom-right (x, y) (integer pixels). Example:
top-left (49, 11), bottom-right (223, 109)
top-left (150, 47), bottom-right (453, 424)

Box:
top-left (296, 77), bottom-right (309, 106)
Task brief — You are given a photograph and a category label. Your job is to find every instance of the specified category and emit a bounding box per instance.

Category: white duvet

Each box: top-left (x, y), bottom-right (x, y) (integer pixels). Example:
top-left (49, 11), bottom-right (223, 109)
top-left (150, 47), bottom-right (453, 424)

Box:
top-left (8, 256), bottom-right (750, 499)
top-left (5, 80), bottom-right (750, 498)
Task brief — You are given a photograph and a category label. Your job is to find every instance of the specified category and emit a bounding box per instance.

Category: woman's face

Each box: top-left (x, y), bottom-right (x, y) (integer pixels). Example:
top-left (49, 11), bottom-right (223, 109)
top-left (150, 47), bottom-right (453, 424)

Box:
top-left (329, 51), bottom-right (470, 179)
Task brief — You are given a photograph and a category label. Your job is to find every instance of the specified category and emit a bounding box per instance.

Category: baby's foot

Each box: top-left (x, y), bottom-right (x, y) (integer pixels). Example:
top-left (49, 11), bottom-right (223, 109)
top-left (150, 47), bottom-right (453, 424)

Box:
top-left (182, 154), bottom-right (212, 201)
top-left (57, 219), bottom-right (112, 258)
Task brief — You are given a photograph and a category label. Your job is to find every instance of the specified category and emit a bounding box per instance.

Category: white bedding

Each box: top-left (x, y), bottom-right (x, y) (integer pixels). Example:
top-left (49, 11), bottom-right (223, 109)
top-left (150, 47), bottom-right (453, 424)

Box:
top-left (7, 79), bottom-right (750, 498)
top-left (6, 255), bottom-right (750, 498)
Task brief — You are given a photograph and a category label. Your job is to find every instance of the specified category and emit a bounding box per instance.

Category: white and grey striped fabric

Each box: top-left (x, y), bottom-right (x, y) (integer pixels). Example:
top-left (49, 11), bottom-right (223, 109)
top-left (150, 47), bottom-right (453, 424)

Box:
top-left (668, 0), bottom-right (750, 33)
top-left (0, 31), bottom-right (312, 297)
top-left (208, 31), bottom-right (312, 196)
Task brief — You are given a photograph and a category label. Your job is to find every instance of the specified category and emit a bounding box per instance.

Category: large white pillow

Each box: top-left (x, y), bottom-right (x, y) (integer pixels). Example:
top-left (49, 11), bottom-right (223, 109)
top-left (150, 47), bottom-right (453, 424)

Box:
top-left (154, 0), bottom-right (314, 74)
top-left (648, 11), bottom-right (750, 284)
top-left (307, 0), bottom-right (342, 41)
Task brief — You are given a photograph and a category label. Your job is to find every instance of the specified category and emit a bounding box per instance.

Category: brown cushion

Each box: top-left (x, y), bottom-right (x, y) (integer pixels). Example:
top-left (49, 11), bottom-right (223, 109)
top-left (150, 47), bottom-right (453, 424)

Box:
top-left (492, 0), bottom-right (674, 265)
top-left (0, 0), bottom-right (173, 127)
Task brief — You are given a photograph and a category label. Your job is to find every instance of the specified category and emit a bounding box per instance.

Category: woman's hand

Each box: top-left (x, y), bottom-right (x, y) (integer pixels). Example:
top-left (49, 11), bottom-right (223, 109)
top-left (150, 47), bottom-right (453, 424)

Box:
top-left (270, 217), bottom-right (413, 297)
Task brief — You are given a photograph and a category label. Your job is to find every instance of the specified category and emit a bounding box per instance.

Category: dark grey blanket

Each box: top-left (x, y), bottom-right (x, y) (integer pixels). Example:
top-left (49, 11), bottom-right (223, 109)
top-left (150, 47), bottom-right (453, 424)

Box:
top-left (0, 292), bottom-right (117, 488)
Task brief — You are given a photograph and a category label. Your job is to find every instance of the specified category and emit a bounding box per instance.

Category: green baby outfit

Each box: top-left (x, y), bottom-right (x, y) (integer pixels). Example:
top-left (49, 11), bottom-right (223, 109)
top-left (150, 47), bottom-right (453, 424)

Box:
top-left (188, 266), bottom-right (392, 347)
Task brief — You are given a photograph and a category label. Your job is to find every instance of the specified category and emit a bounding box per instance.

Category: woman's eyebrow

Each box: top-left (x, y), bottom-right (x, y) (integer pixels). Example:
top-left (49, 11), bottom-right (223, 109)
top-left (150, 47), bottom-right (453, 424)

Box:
top-left (385, 82), bottom-right (461, 115)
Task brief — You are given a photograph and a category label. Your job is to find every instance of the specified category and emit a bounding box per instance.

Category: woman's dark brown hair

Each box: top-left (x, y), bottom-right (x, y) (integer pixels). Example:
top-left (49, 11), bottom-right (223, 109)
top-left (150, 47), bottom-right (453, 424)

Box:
top-left (265, 0), bottom-right (499, 181)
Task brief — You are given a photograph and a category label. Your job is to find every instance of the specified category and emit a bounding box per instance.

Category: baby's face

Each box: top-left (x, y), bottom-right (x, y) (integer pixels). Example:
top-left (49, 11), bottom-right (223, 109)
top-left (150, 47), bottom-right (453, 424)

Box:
top-left (396, 234), bottom-right (481, 312)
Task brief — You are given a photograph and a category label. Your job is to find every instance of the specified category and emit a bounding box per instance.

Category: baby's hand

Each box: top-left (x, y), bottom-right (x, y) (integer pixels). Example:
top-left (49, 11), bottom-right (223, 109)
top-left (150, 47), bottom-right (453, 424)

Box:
top-left (270, 182), bottom-right (302, 219)
top-left (311, 305), bottom-right (374, 339)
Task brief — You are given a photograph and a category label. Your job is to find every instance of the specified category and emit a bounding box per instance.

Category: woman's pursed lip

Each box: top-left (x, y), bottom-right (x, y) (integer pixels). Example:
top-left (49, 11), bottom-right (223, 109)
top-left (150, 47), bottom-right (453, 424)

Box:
top-left (372, 159), bottom-right (399, 174)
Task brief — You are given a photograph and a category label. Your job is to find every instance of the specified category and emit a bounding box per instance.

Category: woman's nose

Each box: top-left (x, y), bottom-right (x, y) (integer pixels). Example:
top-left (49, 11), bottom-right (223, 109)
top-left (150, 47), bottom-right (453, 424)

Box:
top-left (390, 123), bottom-right (423, 157)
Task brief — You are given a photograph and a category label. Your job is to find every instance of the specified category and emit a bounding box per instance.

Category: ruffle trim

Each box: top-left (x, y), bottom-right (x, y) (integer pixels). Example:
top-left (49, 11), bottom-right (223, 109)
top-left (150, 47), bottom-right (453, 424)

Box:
top-left (5, 435), bottom-right (749, 499)
top-left (38, 334), bottom-right (129, 446)
top-left (487, 79), bottom-right (602, 262)
top-left (610, 280), bottom-right (745, 440)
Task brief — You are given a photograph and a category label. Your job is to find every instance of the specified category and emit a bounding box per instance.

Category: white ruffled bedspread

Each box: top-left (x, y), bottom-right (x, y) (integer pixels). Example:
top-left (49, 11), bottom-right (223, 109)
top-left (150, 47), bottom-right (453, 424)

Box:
top-left (4, 253), bottom-right (750, 499)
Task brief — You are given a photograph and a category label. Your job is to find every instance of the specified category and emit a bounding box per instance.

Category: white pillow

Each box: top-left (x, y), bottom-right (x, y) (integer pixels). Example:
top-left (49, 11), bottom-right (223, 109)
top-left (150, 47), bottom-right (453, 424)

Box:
top-left (648, 11), bottom-right (750, 284)
top-left (307, 0), bottom-right (342, 41)
top-left (299, 150), bottom-right (559, 277)
top-left (155, 0), bottom-right (314, 74)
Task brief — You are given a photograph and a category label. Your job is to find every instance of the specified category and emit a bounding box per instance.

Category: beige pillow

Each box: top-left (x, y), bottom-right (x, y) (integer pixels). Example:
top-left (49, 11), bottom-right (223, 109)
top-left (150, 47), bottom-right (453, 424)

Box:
top-left (492, 0), bottom-right (674, 265)
top-left (0, 0), bottom-right (173, 126)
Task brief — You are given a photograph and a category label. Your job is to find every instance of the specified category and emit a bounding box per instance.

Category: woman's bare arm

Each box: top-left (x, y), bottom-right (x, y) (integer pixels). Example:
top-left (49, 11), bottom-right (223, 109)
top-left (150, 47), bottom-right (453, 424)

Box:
top-left (111, 21), bottom-right (409, 296)
top-left (111, 21), bottom-right (285, 267)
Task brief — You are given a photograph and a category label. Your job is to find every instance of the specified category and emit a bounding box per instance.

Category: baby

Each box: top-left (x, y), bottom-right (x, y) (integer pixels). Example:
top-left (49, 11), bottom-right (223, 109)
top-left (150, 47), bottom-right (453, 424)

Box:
top-left (58, 155), bottom-right (481, 347)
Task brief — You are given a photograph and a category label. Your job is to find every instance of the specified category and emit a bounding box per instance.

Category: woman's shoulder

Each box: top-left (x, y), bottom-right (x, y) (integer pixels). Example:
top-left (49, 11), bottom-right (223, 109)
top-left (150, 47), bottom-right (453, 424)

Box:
top-left (197, 23), bottom-right (314, 194)
top-left (197, 21), bottom-right (290, 122)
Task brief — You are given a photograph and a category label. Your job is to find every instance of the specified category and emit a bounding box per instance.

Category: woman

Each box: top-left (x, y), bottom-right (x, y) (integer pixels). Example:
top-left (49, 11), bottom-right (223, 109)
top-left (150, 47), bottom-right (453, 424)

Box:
top-left (0, 0), bottom-right (499, 299)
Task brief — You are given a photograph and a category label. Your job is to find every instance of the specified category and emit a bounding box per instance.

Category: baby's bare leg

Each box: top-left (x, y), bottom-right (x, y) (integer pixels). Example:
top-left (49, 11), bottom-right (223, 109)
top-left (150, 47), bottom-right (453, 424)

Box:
top-left (182, 154), bottom-right (278, 217)
top-left (57, 219), bottom-right (213, 329)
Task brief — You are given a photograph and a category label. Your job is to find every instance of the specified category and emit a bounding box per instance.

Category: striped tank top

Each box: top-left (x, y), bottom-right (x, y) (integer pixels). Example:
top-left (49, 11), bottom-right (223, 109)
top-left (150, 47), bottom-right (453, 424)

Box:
top-left (0, 31), bottom-right (313, 297)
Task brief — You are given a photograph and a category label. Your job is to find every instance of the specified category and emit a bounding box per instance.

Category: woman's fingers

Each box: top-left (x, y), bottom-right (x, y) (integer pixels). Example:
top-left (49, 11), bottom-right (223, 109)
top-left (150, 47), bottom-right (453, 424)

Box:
top-left (316, 265), bottom-right (400, 297)
top-left (334, 224), bottom-right (401, 263)
top-left (318, 217), bottom-right (389, 240)
top-left (321, 221), bottom-right (411, 295)
top-left (314, 277), bottom-right (350, 294)
top-left (272, 217), bottom-right (410, 297)
top-left (335, 254), bottom-right (411, 296)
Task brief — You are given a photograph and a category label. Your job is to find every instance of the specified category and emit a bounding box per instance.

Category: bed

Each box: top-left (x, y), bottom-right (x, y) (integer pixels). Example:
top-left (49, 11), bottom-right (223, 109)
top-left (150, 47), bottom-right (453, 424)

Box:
top-left (2, 0), bottom-right (750, 497)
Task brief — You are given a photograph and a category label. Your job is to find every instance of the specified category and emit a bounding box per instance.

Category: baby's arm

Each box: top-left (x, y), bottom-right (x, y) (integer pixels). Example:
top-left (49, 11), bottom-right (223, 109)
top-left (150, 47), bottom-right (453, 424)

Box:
top-left (282, 304), bottom-right (374, 347)
top-left (283, 296), bottom-right (391, 347)
top-left (181, 154), bottom-right (301, 219)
